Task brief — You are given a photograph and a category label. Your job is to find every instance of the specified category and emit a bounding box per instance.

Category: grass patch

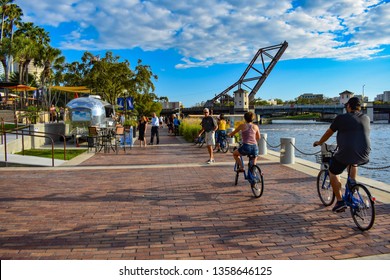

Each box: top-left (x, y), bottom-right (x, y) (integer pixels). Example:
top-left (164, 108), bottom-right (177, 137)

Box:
top-left (16, 149), bottom-right (87, 161)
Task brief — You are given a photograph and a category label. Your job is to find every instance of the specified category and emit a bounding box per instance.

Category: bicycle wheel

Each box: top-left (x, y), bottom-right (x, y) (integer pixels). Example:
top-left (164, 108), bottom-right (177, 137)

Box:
top-left (317, 169), bottom-right (335, 206)
top-left (221, 138), bottom-right (229, 153)
top-left (234, 163), bottom-right (239, 186)
top-left (350, 184), bottom-right (375, 231)
top-left (250, 165), bottom-right (264, 198)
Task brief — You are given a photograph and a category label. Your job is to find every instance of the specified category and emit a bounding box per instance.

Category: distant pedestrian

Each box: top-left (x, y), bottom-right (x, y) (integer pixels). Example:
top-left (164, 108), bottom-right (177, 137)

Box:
top-left (149, 112), bottom-right (160, 145)
top-left (159, 115), bottom-right (164, 128)
top-left (198, 108), bottom-right (218, 164)
top-left (50, 104), bottom-right (56, 122)
top-left (215, 113), bottom-right (227, 152)
top-left (138, 115), bottom-right (148, 147)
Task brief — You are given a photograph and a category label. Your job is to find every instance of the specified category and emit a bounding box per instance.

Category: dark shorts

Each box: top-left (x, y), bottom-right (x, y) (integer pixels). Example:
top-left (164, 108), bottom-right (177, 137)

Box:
top-left (238, 143), bottom-right (258, 157)
top-left (329, 157), bottom-right (349, 175)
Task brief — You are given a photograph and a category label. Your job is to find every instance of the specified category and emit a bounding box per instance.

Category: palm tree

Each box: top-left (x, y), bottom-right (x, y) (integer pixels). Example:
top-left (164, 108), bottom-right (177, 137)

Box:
top-left (36, 45), bottom-right (65, 86)
top-left (5, 3), bottom-right (22, 76)
top-left (12, 35), bottom-right (37, 84)
top-left (35, 45), bottom-right (65, 108)
top-left (14, 22), bottom-right (49, 85)
top-left (0, 0), bottom-right (14, 42)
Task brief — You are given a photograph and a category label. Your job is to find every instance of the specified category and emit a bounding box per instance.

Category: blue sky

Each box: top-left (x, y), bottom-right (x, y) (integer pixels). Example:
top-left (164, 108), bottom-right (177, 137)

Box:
top-left (17, 0), bottom-right (390, 107)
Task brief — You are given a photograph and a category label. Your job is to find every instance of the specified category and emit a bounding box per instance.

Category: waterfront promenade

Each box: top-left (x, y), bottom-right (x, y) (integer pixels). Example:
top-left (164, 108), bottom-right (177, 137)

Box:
top-left (0, 126), bottom-right (390, 260)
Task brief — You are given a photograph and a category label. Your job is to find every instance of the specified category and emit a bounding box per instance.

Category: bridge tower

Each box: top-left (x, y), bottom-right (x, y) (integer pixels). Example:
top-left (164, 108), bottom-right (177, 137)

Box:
top-left (234, 88), bottom-right (249, 112)
top-left (205, 41), bottom-right (288, 113)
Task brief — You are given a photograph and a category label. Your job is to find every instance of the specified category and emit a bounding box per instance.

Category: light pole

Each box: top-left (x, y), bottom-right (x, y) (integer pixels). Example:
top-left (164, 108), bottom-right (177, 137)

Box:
top-left (362, 84), bottom-right (365, 101)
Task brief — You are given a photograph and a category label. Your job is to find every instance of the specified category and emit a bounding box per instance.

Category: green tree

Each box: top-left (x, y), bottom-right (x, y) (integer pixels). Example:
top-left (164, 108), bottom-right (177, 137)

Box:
top-left (0, 0), bottom-right (14, 42)
top-left (35, 45), bottom-right (65, 109)
top-left (14, 22), bottom-right (50, 85)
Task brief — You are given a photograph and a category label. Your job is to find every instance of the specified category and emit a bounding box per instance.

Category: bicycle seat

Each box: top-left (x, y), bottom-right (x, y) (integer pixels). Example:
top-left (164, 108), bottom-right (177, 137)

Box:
top-left (247, 155), bottom-right (257, 159)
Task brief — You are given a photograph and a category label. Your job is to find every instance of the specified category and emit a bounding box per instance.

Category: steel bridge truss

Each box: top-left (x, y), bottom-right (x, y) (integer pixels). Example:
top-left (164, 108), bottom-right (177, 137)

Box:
top-left (207, 41), bottom-right (288, 106)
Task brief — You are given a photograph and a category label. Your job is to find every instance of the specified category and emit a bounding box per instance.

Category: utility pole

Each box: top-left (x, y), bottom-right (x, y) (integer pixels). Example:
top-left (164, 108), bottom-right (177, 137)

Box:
top-left (362, 84), bottom-right (365, 101)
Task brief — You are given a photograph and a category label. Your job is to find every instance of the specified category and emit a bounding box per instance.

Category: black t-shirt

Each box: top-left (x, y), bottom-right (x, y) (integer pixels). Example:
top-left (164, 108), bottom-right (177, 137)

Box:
top-left (201, 116), bottom-right (217, 132)
top-left (330, 111), bottom-right (370, 165)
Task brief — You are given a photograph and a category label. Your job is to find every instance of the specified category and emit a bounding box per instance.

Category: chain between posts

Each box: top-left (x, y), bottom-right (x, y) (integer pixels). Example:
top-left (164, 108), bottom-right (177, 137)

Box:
top-left (263, 137), bottom-right (281, 149)
top-left (288, 141), bottom-right (390, 171)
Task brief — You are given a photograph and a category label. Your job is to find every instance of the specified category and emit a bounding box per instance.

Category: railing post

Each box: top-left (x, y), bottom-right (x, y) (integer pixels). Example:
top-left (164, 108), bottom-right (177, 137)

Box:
top-left (280, 137), bottom-right (295, 164)
top-left (259, 133), bottom-right (267, 155)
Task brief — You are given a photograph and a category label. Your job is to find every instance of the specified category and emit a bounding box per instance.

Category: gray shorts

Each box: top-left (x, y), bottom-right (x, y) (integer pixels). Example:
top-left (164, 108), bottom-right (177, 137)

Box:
top-left (205, 131), bottom-right (215, 146)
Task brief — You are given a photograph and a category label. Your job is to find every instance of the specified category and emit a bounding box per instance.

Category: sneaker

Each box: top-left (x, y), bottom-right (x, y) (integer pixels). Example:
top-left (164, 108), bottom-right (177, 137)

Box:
top-left (332, 200), bottom-right (347, 212)
top-left (206, 159), bottom-right (215, 164)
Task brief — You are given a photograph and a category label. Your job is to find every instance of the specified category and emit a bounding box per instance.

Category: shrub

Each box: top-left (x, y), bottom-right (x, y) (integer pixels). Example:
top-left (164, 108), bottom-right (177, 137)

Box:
top-left (181, 118), bottom-right (202, 142)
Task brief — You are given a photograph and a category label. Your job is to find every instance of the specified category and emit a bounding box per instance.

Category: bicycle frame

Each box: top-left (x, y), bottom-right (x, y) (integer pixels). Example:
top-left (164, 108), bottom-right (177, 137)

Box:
top-left (234, 155), bottom-right (255, 182)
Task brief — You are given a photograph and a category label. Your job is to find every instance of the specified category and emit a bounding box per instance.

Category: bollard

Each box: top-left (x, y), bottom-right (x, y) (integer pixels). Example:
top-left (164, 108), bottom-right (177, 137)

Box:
top-left (259, 133), bottom-right (267, 155)
top-left (280, 137), bottom-right (295, 164)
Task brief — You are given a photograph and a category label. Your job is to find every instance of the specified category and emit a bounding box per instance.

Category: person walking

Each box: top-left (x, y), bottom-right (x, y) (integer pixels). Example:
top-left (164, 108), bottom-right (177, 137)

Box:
top-left (313, 97), bottom-right (371, 212)
top-left (228, 111), bottom-right (261, 171)
top-left (149, 112), bottom-right (160, 145)
top-left (198, 108), bottom-right (218, 164)
top-left (137, 116), bottom-right (148, 147)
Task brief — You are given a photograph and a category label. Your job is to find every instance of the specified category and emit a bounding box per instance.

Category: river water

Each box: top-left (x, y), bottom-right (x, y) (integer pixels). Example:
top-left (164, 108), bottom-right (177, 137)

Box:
top-left (259, 120), bottom-right (390, 185)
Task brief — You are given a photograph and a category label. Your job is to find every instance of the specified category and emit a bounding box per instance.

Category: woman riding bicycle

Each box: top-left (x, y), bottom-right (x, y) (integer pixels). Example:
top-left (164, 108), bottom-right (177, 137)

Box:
top-left (215, 113), bottom-right (227, 152)
top-left (228, 112), bottom-right (261, 172)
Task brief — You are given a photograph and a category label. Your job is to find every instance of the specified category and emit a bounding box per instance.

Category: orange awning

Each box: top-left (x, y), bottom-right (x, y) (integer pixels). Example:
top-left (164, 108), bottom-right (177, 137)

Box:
top-left (50, 86), bottom-right (91, 93)
top-left (2, 84), bottom-right (37, 91)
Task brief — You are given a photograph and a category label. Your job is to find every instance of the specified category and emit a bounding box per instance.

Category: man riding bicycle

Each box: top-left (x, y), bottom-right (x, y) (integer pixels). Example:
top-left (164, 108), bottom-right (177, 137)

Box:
top-left (313, 97), bottom-right (371, 212)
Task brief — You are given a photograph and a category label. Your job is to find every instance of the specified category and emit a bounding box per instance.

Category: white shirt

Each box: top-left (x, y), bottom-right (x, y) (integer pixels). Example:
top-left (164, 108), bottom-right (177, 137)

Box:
top-left (151, 117), bottom-right (159, 127)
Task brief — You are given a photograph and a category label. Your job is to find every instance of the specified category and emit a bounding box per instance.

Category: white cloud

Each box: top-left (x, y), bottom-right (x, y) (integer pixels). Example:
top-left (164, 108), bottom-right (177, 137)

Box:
top-left (16, 0), bottom-right (390, 67)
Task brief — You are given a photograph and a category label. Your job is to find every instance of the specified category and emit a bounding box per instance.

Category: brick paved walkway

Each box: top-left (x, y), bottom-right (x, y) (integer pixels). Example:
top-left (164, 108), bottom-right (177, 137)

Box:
top-left (1, 126), bottom-right (390, 260)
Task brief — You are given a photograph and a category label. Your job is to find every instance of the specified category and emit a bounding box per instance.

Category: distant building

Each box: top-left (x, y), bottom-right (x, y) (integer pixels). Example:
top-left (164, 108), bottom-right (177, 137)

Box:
top-left (0, 59), bottom-right (43, 81)
top-left (353, 94), bottom-right (368, 102)
top-left (161, 101), bottom-right (182, 110)
top-left (299, 93), bottom-right (324, 100)
top-left (375, 91), bottom-right (390, 102)
top-left (384, 91), bottom-right (390, 102)
top-left (267, 99), bottom-right (278, 105)
top-left (339, 90), bottom-right (354, 104)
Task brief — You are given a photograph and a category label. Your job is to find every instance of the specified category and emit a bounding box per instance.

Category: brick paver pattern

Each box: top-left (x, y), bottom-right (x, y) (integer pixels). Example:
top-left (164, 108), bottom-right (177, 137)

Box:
top-left (1, 126), bottom-right (390, 260)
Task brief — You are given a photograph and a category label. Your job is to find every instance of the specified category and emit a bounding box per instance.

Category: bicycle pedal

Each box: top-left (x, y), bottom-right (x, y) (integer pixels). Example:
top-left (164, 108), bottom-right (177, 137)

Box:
top-left (335, 207), bottom-right (347, 213)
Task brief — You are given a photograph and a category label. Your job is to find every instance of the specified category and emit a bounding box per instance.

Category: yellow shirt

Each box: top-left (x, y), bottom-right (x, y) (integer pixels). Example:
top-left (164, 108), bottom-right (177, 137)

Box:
top-left (218, 119), bottom-right (226, 130)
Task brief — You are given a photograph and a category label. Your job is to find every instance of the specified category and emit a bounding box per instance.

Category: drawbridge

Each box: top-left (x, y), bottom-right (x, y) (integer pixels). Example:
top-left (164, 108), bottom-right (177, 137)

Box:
top-left (205, 41), bottom-right (288, 111)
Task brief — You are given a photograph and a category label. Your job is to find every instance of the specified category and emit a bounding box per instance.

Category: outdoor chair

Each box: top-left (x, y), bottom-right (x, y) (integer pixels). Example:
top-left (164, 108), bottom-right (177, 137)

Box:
top-left (87, 126), bottom-right (101, 153)
top-left (114, 125), bottom-right (126, 154)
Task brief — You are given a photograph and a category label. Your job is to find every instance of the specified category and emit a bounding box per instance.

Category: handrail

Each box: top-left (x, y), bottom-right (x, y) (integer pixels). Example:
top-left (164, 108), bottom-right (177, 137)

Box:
top-left (1, 120), bottom-right (68, 162)
top-left (26, 129), bottom-right (67, 160)
top-left (1, 129), bottom-right (55, 167)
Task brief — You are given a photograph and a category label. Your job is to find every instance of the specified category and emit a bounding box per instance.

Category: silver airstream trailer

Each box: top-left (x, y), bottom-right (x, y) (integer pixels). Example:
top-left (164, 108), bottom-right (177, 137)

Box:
top-left (65, 96), bottom-right (115, 141)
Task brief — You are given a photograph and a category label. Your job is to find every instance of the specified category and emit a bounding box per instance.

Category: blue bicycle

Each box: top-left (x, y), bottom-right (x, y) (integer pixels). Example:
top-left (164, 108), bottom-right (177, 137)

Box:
top-left (316, 144), bottom-right (376, 231)
top-left (233, 146), bottom-right (264, 198)
top-left (214, 131), bottom-right (229, 153)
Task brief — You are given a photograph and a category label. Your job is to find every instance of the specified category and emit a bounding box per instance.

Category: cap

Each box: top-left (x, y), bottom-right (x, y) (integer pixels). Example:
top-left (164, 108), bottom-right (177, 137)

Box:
top-left (345, 97), bottom-right (361, 108)
top-left (203, 108), bottom-right (209, 113)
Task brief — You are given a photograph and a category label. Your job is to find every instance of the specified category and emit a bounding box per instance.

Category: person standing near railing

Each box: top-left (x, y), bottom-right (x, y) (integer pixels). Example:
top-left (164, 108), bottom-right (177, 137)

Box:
top-left (313, 97), bottom-right (371, 212)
